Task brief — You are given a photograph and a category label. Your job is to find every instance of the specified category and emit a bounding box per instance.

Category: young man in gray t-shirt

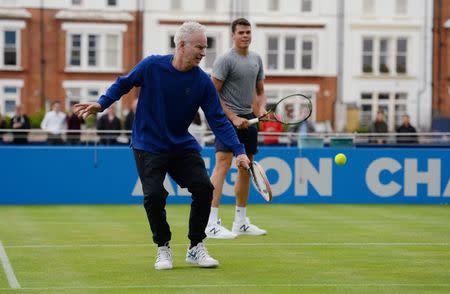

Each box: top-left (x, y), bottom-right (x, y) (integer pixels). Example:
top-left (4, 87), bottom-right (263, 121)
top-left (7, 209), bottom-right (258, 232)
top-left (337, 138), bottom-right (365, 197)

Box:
top-left (206, 18), bottom-right (268, 239)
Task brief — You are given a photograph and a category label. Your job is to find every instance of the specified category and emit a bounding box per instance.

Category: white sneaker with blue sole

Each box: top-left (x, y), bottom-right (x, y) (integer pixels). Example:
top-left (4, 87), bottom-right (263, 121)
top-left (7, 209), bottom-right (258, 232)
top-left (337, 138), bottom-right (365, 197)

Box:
top-left (186, 242), bottom-right (219, 268)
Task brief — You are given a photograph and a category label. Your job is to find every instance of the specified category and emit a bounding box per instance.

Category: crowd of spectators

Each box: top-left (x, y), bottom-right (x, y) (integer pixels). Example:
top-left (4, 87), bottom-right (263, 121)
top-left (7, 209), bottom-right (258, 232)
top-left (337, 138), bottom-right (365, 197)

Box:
top-left (0, 103), bottom-right (422, 147)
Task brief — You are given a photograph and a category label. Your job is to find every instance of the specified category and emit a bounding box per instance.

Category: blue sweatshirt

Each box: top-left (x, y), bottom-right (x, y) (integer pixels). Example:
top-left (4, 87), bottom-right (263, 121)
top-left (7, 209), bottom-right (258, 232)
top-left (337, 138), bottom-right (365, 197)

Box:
top-left (97, 55), bottom-right (245, 156)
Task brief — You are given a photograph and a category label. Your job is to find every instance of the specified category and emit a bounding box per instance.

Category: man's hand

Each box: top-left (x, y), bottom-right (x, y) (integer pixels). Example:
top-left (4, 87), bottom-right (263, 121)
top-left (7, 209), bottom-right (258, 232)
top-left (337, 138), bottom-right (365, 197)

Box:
top-left (73, 102), bottom-right (102, 120)
top-left (236, 154), bottom-right (250, 170)
top-left (232, 116), bottom-right (249, 130)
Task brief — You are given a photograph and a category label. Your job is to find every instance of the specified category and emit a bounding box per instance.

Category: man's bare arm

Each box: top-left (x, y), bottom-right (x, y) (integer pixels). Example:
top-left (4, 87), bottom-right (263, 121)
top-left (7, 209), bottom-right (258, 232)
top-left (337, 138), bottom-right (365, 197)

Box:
top-left (212, 77), bottom-right (249, 129)
top-left (253, 80), bottom-right (267, 117)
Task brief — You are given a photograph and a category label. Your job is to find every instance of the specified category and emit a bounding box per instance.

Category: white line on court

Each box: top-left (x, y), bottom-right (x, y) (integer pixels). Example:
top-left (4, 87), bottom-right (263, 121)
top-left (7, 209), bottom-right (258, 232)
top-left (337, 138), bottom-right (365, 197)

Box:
top-left (0, 240), bottom-right (21, 289)
top-left (3, 242), bottom-right (449, 248)
top-left (0, 283), bottom-right (448, 291)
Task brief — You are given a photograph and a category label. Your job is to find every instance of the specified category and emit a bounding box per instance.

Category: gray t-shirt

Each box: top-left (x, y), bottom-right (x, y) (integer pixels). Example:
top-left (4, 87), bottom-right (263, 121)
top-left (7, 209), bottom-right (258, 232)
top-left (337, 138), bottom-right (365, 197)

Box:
top-left (212, 48), bottom-right (265, 115)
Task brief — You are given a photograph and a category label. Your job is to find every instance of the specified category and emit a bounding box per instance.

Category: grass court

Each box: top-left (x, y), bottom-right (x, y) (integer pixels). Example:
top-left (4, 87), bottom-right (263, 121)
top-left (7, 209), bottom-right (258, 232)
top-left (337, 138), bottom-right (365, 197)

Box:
top-left (0, 204), bottom-right (449, 293)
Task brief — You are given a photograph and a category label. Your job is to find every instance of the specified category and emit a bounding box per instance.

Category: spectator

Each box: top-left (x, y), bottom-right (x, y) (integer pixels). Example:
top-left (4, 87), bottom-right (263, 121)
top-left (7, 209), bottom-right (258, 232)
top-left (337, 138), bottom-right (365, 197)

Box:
top-left (396, 114), bottom-right (418, 144)
top-left (124, 99), bottom-right (138, 142)
top-left (67, 104), bottom-right (85, 145)
top-left (97, 104), bottom-right (121, 145)
top-left (124, 99), bottom-right (138, 131)
top-left (41, 101), bottom-right (67, 145)
top-left (369, 110), bottom-right (388, 144)
top-left (188, 111), bottom-right (207, 146)
top-left (10, 105), bottom-right (30, 144)
top-left (260, 120), bottom-right (283, 145)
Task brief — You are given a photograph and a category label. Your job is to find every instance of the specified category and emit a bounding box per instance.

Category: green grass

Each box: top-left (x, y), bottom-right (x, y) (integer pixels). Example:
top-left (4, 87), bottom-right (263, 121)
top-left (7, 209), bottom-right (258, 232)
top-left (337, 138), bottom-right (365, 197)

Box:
top-left (0, 205), bottom-right (449, 294)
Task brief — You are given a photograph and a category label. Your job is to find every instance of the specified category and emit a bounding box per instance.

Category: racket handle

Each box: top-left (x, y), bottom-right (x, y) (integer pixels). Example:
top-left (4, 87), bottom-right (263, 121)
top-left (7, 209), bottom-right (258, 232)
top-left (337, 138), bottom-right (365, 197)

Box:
top-left (248, 118), bottom-right (259, 125)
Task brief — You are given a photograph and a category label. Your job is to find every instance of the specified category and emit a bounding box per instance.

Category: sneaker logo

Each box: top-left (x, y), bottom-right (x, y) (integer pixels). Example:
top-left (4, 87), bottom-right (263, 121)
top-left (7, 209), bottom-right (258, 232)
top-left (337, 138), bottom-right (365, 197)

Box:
top-left (240, 224), bottom-right (250, 232)
top-left (188, 251), bottom-right (198, 260)
top-left (209, 227), bottom-right (220, 235)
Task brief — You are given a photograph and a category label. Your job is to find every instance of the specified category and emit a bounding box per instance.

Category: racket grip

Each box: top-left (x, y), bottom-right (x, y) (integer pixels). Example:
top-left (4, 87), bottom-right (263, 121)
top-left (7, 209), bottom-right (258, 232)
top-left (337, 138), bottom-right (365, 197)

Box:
top-left (248, 118), bottom-right (259, 125)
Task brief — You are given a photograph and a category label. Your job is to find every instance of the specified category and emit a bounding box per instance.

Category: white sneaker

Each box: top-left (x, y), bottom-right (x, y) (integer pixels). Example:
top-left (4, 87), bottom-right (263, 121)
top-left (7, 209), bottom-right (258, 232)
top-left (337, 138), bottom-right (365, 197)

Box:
top-left (186, 242), bottom-right (219, 268)
top-left (154, 246), bottom-right (173, 270)
top-left (232, 217), bottom-right (267, 236)
top-left (205, 219), bottom-right (237, 239)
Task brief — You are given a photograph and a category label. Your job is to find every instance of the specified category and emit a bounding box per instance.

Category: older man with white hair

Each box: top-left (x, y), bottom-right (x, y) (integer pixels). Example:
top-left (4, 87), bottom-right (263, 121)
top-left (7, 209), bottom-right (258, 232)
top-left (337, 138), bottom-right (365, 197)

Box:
top-left (73, 22), bottom-right (250, 270)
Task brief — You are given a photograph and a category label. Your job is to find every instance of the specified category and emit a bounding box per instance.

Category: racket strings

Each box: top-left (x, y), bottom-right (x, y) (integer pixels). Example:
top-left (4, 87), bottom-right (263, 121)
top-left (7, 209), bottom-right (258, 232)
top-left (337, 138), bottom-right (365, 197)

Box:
top-left (275, 94), bottom-right (312, 124)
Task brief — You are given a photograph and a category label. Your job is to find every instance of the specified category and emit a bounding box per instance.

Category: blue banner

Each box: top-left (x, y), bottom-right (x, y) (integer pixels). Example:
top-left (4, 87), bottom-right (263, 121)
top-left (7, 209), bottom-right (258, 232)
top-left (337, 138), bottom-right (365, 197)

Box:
top-left (0, 146), bottom-right (448, 204)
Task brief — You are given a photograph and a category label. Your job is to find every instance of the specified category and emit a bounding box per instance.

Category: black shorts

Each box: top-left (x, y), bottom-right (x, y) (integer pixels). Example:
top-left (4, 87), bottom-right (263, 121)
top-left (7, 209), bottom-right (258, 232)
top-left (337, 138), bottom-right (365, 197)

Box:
top-left (214, 113), bottom-right (258, 155)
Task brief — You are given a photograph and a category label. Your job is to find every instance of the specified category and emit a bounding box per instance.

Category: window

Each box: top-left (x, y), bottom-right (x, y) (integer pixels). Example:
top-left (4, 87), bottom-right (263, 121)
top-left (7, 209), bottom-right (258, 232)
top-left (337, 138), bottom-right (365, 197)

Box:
top-left (266, 35), bottom-right (316, 72)
top-left (72, 0), bottom-right (82, 5)
top-left (107, 0), bottom-right (117, 6)
top-left (362, 0), bottom-right (375, 15)
top-left (1, 86), bottom-right (19, 115)
top-left (360, 93), bottom-right (373, 126)
top-left (4, 31), bottom-right (17, 66)
top-left (284, 37), bottom-right (295, 69)
top-left (359, 92), bottom-right (408, 131)
top-left (301, 0), bottom-right (312, 12)
top-left (170, 0), bottom-right (181, 10)
top-left (379, 38), bottom-right (390, 73)
top-left (395, 0), bottom-right (407, 15)
top-left (88, 35), bottom-right (98, 66)
top-left (396, 38), bottom-right (407, 73)
top-left (268, 0), bottom-right (279, 11)
top-left (65, 84), bottom-right (111, 111)
top-left (267, 36), bottom-right (279, 70)
top-left (66, 31), bottom-right (122, 71)
top-left (394, 93), bottom-right (407, 126)
top-left (301, 39), bottom-right (313, 70)
top-left (362, 38), bottom-right (373, 73)
top-left (205, 36), bottom-right (217, 69)
top-left (105, 34), bottom-right (119, 68)
top-left (205, 0), bottom-right (216, 10)
top-left (69, 34), bottom-right (81, 66)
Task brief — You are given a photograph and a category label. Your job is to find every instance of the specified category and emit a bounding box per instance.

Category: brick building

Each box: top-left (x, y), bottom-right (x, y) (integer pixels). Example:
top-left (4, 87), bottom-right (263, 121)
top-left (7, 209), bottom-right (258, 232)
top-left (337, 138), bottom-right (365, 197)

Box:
top-left (433, 0), bottom-right (450, 119)
top-left (0, 0), bottom-right (142, 118)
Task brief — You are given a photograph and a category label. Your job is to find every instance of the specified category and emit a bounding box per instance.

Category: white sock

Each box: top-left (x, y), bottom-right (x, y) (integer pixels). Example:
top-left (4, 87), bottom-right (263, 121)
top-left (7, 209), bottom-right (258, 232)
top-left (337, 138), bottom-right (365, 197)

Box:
top-left (208, 207), bottom-right (219, 225)
top-left (235, 206), bottom-right (246, 223)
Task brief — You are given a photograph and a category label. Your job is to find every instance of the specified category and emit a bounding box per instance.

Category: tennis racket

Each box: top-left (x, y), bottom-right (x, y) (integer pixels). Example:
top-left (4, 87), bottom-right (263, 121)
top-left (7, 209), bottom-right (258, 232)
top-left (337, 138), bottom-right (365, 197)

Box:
top-left (248, 93), bottom-right (312, 126)
top-left (248, 161), bottom-right (272, 202)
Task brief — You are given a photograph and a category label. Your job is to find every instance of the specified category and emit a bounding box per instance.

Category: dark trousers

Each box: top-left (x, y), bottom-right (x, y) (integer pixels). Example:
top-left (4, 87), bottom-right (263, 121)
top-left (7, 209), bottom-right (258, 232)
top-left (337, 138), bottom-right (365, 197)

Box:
top-left (133, 149), bottom-right (214, 246)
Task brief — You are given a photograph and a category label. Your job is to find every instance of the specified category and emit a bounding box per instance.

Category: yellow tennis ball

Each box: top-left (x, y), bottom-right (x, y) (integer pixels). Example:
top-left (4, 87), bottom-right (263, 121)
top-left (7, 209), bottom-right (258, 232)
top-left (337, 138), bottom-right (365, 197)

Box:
top-left (334, 153), bottom-right (347, 166)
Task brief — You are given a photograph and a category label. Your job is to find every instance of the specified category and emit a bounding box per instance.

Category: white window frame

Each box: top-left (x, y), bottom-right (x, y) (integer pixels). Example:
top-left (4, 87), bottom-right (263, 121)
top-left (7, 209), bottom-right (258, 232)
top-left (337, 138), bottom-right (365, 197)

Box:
top-left (300, 37), bottom-right (314, 72)
top-left (63, 23), bottom-right (125, 73)
top-left (284, 36), bottom-right (296, 70)
top-left (267, 35), bottom-right (280, 70)
top-left (396, 37), bottom-right (408, 74)
top-left (0, 20), bottom-right (24, 70)
top-left (362, 37), bottom-right (374, 73)
top-left (359, 91), bottom-right (409, 131)
top-left (378, 38), bottom-right (390, 74)
top-left (0, 79), bottom-right (23, 116)
top-left (266, 34), bottom-right (317, 74)
top-left (362, 36), bottom-right (408, 76)
top-left (63, 80), bottom-right (122, 115)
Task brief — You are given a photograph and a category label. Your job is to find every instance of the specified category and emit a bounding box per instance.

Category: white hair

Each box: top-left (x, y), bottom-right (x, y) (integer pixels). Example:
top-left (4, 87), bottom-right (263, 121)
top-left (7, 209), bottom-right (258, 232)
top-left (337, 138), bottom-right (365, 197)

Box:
top-left (174, 21), bottom-right (206, 49)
